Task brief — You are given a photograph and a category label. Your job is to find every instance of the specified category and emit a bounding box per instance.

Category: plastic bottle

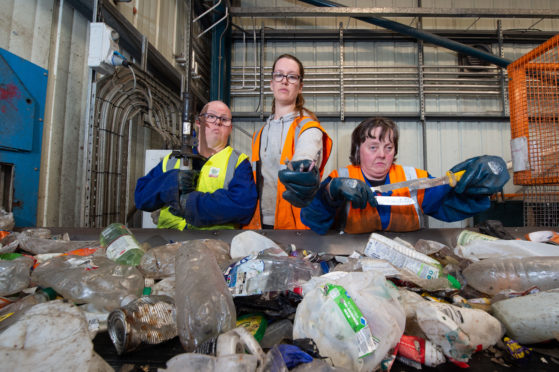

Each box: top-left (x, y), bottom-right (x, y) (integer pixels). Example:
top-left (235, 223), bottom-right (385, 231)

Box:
top-left (175, 240), bottom-right (236, 351)
top-left (491, 289), bottom-right (559, 344)
top-left (31, 255), bottom-right (144, 311)
top-left (224, 253), bottom-right (322, 296)
top-left (99, 223), bottom-right (144, 266)
top-left (0, 287), bottom-right (57, 332)
top-left (260, 319), bottom-right (294, 349)
top-left (139, 239), bottom-right (231, 279)
top-left (462, 256), bottom-right (559, 295)
top-left (108, 295), bottom-right (177, 354)
top-left (455, 230), bottom-right (498, 246)
top-left (364, 233), bottom-right (442, 280)
top-left (0, 253), bottom-right (34, 296)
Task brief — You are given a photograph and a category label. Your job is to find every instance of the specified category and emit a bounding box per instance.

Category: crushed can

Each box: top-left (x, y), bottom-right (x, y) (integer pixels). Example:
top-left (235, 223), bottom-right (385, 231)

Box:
top-left (108, 295), bottom-right (177, 354)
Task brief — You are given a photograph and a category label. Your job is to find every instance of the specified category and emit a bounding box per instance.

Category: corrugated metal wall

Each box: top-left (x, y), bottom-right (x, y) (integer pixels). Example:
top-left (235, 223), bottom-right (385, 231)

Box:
top-left (230, 0), bottom-right (559, 228)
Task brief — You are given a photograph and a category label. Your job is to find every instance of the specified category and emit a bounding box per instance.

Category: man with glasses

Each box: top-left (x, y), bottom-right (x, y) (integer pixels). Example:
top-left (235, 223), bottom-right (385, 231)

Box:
top-left (134, 100), bottom-right (257, 230)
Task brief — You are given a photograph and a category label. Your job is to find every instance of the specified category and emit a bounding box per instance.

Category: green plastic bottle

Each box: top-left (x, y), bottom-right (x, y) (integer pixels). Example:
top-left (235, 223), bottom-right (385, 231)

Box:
top-left (99, 223), bottom-right (144, 266)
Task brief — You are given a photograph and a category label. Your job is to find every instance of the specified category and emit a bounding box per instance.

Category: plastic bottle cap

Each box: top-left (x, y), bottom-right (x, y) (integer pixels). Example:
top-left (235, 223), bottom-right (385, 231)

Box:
top-left (447, 274), bottom-right (461, 290)
top-left (40, 287), bottom-right (58, 301)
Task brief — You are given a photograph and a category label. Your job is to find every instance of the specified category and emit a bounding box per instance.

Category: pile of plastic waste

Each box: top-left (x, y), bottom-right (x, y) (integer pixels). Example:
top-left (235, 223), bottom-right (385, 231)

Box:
top-left (1, 222), bottom-right (559, 371)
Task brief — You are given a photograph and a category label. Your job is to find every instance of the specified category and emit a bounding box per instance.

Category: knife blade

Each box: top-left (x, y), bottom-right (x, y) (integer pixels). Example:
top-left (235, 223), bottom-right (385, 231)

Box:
top-left (371, 170), bottom-right (466, 194)
top-left (375, 196), bottom-right (415, 206)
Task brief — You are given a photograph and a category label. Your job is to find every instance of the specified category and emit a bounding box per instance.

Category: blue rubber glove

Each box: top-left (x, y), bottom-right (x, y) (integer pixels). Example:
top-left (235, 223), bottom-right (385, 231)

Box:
top-left (178, 169), bottom-right (199, 195)
top-left (328, 177), bottom-right (378, 209)
top-left (451, 155), bottom-right (509, 195)
top-left (278, 159), bottom-right (320, 208)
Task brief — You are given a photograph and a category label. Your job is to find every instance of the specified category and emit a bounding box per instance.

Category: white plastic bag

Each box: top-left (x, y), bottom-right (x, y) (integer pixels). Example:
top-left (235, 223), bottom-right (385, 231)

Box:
top-left (293, 272), bottom-right (405, 371)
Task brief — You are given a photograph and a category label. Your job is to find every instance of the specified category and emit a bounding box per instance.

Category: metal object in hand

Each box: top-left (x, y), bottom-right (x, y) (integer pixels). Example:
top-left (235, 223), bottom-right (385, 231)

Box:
top-left (371, 170), bottom-right (466, 194)
top-left (375, 196), bottom-right (415, 206)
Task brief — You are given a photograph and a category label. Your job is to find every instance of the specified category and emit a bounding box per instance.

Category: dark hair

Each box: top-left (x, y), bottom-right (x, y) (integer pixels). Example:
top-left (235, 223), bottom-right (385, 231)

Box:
top-left (349, 117), bottom-right (399, 165)
top-left (271, 54), bottom-right (317, 121)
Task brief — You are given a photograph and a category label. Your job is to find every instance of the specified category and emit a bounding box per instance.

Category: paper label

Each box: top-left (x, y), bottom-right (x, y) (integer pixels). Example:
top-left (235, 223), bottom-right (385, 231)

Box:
top-left (106, 235), bottom-right (140, 260)
top-left (323, 284), bottom-right (379, 358)
top-left (224, 256), bottom-right (264, 296)
top-left (364, 239), bottom-right (440, 279)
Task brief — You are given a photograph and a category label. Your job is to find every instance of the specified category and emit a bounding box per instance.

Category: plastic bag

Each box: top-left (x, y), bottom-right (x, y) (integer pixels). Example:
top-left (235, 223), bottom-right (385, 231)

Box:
top-left (293, 272), bottom-right (405, 371)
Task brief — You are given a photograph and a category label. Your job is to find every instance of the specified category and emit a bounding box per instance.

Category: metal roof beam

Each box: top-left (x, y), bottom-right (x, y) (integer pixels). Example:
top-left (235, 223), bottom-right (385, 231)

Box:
top-left (230, 7), bottom-right (559, 18)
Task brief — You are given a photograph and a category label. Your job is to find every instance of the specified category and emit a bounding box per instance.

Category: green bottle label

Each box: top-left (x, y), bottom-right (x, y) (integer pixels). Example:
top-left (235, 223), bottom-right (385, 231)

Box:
top-left (323, 284), bottom-right (379, 358)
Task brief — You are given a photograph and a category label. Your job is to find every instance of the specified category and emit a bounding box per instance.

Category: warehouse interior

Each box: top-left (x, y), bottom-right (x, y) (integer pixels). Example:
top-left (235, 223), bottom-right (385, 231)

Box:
top-left (1, 0), bottom-right (558, 229)
top-left (3, 1), bottom-right (559, 371)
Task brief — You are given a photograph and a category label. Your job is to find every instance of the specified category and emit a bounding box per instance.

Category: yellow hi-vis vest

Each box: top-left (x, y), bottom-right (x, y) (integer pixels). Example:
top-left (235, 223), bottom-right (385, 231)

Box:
top-left (157, 146), bottom-right (247, 230)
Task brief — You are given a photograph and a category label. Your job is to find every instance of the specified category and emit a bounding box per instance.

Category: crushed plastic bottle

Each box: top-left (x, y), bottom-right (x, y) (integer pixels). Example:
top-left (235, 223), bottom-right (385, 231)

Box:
top-left (108, 295), bottom-right (177, 354)
top-left (260, 319), bottom-right (294, 349)
top-left (139, 239), bottom-right (231, 279)
top-left (293, 271), bottom-right (406, 371)
top-left (454, 239), bottom-right (559, 261)
top-left (462, 256), bottom-right (559, 295)
top-left (99, 223), bottom-right (144, 266)
top-left (491, 289), bottom-right (559, 344)
top-left (31, 255), bottom-right (144, 311)
top-left (175, 240), bottom-right (236, 351)
top-left (364, 233), bottom-right (442, 280)
top-left (0, 253), bottom-right (34, 296)
top-left (224, 253), bottom-right (322, 296)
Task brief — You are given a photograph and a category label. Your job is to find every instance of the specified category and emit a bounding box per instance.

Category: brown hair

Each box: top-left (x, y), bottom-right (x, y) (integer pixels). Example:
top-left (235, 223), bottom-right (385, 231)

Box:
top-left (349, 117), bottom-right (399, 165)
top-left (271, 54), bottom-right (317, 121)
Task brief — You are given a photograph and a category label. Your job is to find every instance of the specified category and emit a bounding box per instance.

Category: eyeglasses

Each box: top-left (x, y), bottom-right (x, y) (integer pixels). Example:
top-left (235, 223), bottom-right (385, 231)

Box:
top-left (272, 72), bottom-right (301, 84)
top-left (199, 113), bottom-right (232, 127)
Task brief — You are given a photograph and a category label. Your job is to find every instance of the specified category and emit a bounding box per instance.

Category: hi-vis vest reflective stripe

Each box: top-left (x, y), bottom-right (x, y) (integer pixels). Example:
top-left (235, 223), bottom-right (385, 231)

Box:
top-left (157, 147), bottom-right (245, 230)
top-left (244, 116), bottom-right (333, 230)
top-left (336, 164), bottom-right (426, 233)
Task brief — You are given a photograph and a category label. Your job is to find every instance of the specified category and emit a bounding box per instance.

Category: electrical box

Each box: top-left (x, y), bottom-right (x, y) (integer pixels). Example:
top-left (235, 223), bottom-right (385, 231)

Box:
top-left (87, 22), bottom-right (121, 75)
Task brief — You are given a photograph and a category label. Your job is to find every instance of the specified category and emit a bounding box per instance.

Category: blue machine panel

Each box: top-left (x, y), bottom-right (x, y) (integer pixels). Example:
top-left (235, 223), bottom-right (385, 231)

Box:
top-left (0, 48), bottom-right (48, 227)
top-left (0, 54), bottom-right (36, 151)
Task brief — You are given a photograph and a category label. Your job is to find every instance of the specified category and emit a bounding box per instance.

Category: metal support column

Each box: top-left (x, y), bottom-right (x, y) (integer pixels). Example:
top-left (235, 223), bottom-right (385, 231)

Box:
top-left (497, 20), bottom-right (509, 117)
top-left (339, 22), bottom-right (345, 121)
top-left (259, 25), bottom-right (265, 120)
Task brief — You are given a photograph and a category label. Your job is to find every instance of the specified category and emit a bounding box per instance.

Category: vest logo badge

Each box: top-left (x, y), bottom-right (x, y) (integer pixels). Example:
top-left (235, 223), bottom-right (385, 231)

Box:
top-left (209, 167), bottom-right (220, 178)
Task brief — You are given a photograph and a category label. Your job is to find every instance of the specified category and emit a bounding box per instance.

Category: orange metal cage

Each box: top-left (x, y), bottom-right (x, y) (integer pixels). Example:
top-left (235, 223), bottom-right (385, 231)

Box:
top-left (508, 34), bottom-right (559, 185)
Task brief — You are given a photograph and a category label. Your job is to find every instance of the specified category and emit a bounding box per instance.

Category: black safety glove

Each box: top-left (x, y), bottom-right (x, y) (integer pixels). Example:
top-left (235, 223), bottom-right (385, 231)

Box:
top-left (328, 177), bottom-right (378, 209)
top-left (178, 169), bottom-right (200, 195)
top-left (278, 159), bottom-right (320, 208)
top-left (168, 193), bottom-right (189, 218)
top-left (450, 155), bottom-right (509, 195)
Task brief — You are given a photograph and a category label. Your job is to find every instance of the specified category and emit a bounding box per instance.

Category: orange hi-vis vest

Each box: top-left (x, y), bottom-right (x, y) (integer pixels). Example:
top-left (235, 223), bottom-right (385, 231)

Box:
top-left (245, 116), bottom-right (332, 230)
top-left (336, 164), bottom-right (427, 233)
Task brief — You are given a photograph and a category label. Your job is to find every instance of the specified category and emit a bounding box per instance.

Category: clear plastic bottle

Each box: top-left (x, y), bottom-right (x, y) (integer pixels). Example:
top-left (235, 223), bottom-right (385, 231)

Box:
top-left (224, 254), bottom-right (322, 296)
top-left (99, 223), bottom-right (144, 266)
top-left (31, 255), bottom-right (144, 311)
top-left (175, 240), bottom-right (236, 351)
top-left (0, 253), bottom-right (34, 296)
top-left (0, 287), bottom-right (57, 331)
top-left (462, 256), bottom-right (559, 295)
